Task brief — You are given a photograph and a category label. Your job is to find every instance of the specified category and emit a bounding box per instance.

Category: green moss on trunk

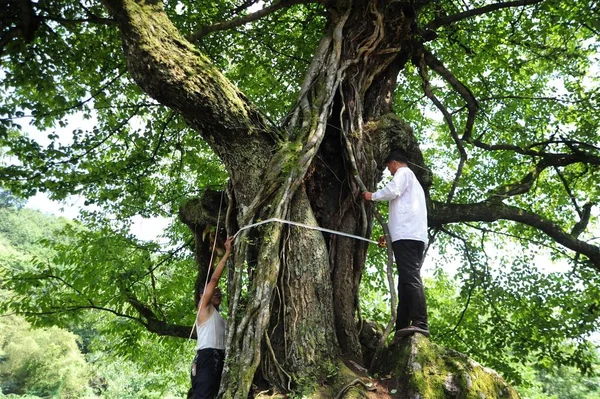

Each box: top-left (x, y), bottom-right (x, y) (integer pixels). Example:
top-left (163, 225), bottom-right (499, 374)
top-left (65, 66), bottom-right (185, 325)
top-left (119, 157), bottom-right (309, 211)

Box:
top-left (374, 335), bottom-right (520, 399)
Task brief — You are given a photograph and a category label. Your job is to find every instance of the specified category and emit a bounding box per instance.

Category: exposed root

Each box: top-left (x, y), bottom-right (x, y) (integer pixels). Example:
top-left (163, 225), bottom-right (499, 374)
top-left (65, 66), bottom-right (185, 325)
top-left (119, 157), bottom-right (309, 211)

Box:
top-left (334, 378), bottom-right (376, 399)
top-left (265, 330), bottom-right (292, 391)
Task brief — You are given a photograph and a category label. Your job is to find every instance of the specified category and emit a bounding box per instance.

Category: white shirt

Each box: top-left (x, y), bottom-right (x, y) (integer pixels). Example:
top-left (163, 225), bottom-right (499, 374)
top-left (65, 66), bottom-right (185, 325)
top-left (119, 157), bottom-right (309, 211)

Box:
top-left (371, 167), bottom-right (428, 243)
top-left (196, 306), bottom-right (226, 350)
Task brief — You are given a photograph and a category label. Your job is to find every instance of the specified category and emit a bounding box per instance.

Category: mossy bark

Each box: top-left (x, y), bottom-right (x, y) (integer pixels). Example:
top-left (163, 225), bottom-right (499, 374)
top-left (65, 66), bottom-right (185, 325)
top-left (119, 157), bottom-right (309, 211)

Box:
top-left (100, 1), bottom-right (522, 398)
top-left (374, 335), bottom-right (520, 399)
top-left (102, 0), bottom-right (277, 207)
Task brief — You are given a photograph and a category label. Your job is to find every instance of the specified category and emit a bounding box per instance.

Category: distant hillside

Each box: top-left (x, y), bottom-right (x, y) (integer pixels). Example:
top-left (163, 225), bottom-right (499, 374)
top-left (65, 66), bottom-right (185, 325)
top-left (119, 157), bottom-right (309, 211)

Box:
top-left (0, 205), bottom-right (70, 262)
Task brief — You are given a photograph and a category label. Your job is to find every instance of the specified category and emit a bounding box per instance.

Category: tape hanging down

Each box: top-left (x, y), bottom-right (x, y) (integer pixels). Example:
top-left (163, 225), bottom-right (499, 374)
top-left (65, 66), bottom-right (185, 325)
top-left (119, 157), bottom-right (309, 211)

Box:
top-left (234, 217), bottom-right (378, 245)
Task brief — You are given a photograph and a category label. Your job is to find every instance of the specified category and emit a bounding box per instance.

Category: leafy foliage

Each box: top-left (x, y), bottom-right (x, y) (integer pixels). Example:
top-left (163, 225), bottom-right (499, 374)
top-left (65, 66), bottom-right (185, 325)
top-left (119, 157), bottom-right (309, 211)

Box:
top-left (519, 361), bottom-right (600, 399)
top-left (1, 0), bottom-right (600, 395)
top-left (0, 314), bottom-right (89, 398)
top-left (0, 205), bottom-right (194, 397)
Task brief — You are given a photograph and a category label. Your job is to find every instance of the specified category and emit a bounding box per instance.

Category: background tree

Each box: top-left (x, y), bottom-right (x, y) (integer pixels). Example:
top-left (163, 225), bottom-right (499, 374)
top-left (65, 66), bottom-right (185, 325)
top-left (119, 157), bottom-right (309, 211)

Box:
top-left (0, 189), bottom-right (25, 209)
top-left (1, 0), bottom-right (599, 397)
top-left (0, 314), bottom-right (90, 397)
top-left (0, 205), bottom-right (190, 398)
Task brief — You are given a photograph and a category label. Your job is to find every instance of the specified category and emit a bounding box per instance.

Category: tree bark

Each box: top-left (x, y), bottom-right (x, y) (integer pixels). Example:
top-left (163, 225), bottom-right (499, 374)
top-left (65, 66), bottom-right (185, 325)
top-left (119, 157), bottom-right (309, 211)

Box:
top-left (100, 0), bottom-right (600, 398)
top-left (101, 0), bottom-right (432, 396)
top-left (430, 201), bottom-right (600, 268)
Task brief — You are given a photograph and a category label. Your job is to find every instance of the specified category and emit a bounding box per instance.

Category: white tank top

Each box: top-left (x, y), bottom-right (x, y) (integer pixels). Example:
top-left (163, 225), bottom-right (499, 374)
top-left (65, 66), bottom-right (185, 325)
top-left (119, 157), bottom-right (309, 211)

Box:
top-left (196, 306), bottom-right (226, 351)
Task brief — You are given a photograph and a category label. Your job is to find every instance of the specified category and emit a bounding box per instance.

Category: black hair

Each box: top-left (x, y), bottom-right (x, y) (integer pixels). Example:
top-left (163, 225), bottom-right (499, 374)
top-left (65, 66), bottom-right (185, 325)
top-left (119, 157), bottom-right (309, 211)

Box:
top-left (384, 149), bottom-right (409, 164)
top-left (198, 286), bottom-right (221, 295)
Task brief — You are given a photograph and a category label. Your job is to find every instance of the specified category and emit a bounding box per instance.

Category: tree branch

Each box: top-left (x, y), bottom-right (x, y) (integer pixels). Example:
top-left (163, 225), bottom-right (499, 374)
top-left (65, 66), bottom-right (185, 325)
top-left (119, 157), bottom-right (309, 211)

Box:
top-left (472, 139), bottom-right (600, 164)
top-left (438, 227), bottom-right (477, 335)
top-left (571, 203), bottom-right (593, 239)
top-left (101, 0), bottom-right (281, 205)
top-left (487, 151), bottom-right (600, 200)
top-left (231, 0), bottom-right (261, 16)
top-left (121, 288), bottom-right (194, 338)
top-left (430, 201), bottom-right (600, 268)
top-left (426, 0), bottom-right (545, 30)
top-left (17, 271), bottom-right (195, 339)
top-left (40, 15), bottom-right (117, 26)
top-left (530, 139), bottom-right (600, 153)
top-left (416, 51), bottom-right (467, 203)
top-left (464, 222), bottom-right (570, 256)
top-left (421, 48), bottom-right (479, 141)
top-left (553, 166), bottom-right (582, 217)
top-left (486, 160), bottom-right (545, 199)
top-left (21, 306), bottom-right (141, 322)
top-left (187, 0), bottom-right (314, 42)
top-left (17, 0), bottom-right (41, 42)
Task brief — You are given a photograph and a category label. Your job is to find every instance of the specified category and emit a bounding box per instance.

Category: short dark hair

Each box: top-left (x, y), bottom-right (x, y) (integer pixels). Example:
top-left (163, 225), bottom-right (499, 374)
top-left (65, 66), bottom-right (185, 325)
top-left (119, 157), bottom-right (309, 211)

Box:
top-left (384, 149), bottom-right (409, 164)
top-left (198, 286), bottom-right (222, 296)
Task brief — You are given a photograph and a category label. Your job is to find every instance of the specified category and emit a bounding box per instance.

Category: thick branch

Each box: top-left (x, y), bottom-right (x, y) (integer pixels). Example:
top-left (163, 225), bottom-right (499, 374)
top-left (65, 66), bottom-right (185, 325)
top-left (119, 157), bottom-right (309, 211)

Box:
top-left (101, 0), bottom-right (262, 135)
top-left (17, 0), bottom-right (41, 42)
top-left (430, 201), bottom-right (600, 268)
top-left (123, 289), bottom-right (194, 338)
top-left (571, 203), bottom-right (593, 239)
top-left (101, 0), bottom-right (278, 204)
top-left (188, 0), bottom-right (313, 42)
top-left (426, 0), bottom-right (545, 30)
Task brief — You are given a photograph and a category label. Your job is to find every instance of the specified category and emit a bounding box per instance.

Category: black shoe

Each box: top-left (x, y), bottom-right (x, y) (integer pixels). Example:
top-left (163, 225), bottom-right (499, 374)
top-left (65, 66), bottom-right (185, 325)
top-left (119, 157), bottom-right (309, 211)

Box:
top-left (395, 325), bottom-right (430, 338)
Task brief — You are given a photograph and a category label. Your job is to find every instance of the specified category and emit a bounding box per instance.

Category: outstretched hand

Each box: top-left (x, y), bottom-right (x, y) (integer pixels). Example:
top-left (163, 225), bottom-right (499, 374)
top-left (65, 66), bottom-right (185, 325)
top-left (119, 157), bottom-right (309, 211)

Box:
top-left (377, 235), bottom-right (387, 248)
top-left (224, 236), bottom-right (233, 253)
top-left (363, 192), bottom-right (373, 201)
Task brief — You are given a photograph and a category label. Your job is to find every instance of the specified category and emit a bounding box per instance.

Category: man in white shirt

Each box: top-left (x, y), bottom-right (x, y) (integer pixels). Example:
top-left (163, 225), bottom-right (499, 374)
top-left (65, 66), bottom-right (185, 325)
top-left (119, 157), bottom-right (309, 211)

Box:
top-left (363, 150), bottom-right (429, 339)
top-left (190, 237), bottom-right (232, 399)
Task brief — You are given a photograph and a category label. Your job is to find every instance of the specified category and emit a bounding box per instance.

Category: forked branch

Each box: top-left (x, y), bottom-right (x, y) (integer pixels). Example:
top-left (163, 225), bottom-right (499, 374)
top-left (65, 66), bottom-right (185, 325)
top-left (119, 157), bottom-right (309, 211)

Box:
top-left (426, 0), bottom-right (545, 30)
top-left (123, 289), bottom-right (193, 337)
top-left (188, 0), bottom-right (315, 42)
top-left (487, 152), bottom-right (600, 200)
top-left (421, 48), bottom-right (478, 141)
top-left (473, 139), bottom-right (600, 162)
top-left (416, 51), bottom-right (467, 204)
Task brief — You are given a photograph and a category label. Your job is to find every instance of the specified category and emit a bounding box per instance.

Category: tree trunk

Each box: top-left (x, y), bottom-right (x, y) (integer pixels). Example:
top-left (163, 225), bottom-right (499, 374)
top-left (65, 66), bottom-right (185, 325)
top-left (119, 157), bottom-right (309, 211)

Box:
top-left (99, 0), bottom-right (505, 397)
top-left (219, 1), bottom-right (433, 396)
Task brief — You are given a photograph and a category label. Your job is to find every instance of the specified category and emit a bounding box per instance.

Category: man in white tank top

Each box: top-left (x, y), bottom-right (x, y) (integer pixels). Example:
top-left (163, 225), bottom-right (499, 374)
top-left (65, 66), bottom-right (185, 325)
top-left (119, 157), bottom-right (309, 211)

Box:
top-left (363, 150), bottom-right (430, 340)
top-left (190, 237), bottom-right (232, 399)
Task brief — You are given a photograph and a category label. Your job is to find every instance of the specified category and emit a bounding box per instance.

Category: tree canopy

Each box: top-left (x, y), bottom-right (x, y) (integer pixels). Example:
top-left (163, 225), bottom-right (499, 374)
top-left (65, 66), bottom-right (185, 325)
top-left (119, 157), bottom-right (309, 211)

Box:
top-left (1, 0), bottom-right (600, 397)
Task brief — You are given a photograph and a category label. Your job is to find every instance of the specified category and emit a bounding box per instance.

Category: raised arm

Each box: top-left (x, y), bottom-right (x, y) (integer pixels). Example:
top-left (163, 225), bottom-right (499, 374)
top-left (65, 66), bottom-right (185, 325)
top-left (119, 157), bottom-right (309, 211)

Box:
top-left (199, 237), bottom-right (233, 311)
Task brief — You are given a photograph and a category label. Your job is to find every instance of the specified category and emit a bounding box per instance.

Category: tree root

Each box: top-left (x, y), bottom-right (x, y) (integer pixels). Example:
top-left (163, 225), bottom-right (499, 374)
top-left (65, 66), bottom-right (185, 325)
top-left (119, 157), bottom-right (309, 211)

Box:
top-left (334, 378), bottom-right (376, 399)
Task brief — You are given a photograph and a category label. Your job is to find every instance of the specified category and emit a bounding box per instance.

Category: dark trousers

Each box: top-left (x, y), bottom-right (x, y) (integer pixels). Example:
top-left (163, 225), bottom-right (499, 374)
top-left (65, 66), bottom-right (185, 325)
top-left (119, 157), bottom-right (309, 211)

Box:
top-left (392, 239), bottom-right (428, 331)
top-left (190, 348), bottom-right (225, 399)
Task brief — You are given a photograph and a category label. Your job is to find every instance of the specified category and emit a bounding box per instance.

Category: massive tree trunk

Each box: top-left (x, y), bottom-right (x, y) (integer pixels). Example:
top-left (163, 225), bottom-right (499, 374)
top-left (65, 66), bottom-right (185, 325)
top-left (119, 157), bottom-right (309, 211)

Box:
top-left (98, 0), bottom-right (599, 397)
top-left (97, 0), bottom-right (443, 396)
